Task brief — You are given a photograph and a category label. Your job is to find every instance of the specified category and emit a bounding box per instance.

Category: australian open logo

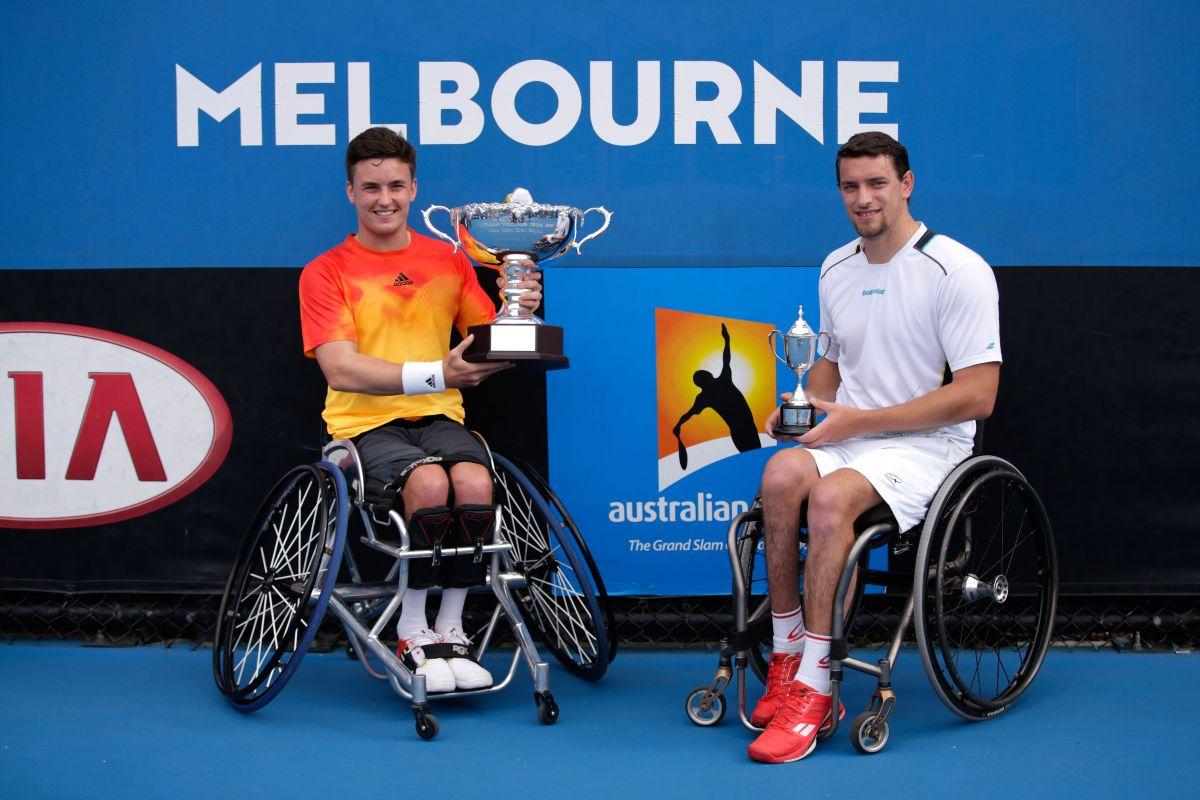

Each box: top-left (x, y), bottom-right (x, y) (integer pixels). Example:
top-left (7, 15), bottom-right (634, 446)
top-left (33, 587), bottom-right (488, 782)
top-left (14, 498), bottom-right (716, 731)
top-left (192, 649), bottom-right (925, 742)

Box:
top-left (654, 308), bottom-right (777, 491)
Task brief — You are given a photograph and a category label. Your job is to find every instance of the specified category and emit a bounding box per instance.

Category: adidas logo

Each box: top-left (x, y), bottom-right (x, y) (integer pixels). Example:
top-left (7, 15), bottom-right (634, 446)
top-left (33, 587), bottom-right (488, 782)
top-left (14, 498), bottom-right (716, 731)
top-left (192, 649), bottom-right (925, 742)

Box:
top-left (393, 272), bottom-right (413, 286)
top-left (425, 375), bottom-right (437, 389)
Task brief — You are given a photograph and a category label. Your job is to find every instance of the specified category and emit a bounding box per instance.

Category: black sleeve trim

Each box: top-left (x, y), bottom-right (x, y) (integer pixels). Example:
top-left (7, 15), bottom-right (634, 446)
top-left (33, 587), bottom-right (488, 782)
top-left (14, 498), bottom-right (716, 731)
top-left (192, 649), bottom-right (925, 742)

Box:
top-left (914, 229), bottom-right (947, 275)
top-left (820, 244), bottom-right (861, 279)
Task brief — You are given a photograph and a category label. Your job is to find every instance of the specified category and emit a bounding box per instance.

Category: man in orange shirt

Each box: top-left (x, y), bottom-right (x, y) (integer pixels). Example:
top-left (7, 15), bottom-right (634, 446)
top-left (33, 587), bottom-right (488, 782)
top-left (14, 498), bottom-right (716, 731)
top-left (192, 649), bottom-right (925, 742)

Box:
top-left (299, 127), bottom-right (542, 693)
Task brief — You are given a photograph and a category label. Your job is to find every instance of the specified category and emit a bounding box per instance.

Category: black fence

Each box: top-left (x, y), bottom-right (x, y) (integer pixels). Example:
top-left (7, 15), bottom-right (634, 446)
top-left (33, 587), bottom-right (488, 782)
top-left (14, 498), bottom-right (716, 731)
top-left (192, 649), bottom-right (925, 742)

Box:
top-left (2, 592), bottom-right (1197, 653)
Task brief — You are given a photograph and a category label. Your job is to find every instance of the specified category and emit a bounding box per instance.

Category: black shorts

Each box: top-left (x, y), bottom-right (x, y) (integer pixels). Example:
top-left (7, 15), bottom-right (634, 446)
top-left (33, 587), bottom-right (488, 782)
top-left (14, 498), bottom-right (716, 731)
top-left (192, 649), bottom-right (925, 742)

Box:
top-left (353, 416), bottom-right (489, 489)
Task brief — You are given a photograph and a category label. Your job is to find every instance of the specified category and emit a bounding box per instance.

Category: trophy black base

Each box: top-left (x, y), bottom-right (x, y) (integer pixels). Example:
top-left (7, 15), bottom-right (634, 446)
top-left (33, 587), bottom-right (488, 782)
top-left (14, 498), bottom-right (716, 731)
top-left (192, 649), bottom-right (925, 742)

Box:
top-left (774, 404), bottom-right (815, 436)
top-left (463, 323), bottom-right (569, 371)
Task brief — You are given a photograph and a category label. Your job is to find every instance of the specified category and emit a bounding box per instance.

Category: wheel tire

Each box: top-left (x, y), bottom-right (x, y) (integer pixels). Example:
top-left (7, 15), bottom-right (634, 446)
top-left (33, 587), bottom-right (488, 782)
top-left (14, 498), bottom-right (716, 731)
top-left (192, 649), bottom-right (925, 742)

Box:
top-left (913, 456), bottom-right (1057, 721)
top-left (414, 710), bottom-right (440, 740)
top-left (684, 686), bottom-right (727, 727)
top-left (535, 691), bottom-right (560, 725)
top-left (492, 454), bottom-right (611, 681)
top-left (509, 456), bottom-right (619, 664)
top-left (212, 462), bottom-right (348, 712)
top-left (850, 711), bottom-right (889, 754)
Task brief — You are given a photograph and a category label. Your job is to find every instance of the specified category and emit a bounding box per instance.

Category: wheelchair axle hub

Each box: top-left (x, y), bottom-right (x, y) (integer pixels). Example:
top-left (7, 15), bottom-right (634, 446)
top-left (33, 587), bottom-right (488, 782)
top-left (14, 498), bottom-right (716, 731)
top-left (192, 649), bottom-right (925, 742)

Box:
top-left (962, 573), bottom-right (1009, 603)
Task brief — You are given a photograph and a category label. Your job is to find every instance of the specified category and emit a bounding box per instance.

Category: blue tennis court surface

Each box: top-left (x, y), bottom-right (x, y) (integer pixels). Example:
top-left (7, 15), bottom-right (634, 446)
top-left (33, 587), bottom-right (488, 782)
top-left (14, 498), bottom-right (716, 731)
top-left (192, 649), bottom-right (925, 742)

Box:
top-left (1, 643), bottom-right (1194, 799)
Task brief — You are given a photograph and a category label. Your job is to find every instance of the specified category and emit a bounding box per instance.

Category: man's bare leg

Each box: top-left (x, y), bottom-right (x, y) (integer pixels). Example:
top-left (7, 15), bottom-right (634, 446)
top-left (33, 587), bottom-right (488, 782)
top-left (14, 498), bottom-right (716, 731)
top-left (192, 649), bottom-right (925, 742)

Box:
top-left (760, 448), bottom-right (821, 614)
top-left (749, 448), bottom-right (822, 726)
top-left (801, 468), bottom-right (881, 638)
top-left (748, 468), bottom-right (882, 762)
top-left (791, 468), bottom-right (881, 696)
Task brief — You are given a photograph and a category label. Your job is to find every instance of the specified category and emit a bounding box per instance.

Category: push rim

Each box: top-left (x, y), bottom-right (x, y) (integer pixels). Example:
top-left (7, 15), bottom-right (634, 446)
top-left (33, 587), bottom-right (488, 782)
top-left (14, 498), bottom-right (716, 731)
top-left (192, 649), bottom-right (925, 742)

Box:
top-left (508, 455), bottom-right (618, 663)
top-left (492, 454), bottom-right (610, 680)
top-left (915, 457), bottom-right (1057, 719)
top-left (212, 462), bottom-right (347, 711)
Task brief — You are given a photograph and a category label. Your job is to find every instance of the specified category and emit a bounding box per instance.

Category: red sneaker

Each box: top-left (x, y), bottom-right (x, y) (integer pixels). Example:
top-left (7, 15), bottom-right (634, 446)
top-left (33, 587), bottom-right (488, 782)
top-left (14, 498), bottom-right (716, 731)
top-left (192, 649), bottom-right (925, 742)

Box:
top-left (747, 681), bottom-right (841, 764)
top-left (750, 653), bottom-right (802, 726)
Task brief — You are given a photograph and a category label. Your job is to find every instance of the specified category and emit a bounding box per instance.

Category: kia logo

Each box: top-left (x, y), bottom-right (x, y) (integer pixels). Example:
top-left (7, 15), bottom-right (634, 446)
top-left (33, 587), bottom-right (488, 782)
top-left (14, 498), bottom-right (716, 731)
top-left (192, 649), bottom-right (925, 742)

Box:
top-left (1, 323), bottom-right (232, 529)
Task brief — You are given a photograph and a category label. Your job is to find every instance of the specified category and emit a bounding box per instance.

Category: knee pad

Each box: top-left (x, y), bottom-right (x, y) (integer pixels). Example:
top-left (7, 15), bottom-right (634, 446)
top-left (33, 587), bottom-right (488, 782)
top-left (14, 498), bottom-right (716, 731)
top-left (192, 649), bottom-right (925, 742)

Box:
top-left (406, 506), bottom-right (452, 589)
top-left (442, 504), bottom-right (495, 588)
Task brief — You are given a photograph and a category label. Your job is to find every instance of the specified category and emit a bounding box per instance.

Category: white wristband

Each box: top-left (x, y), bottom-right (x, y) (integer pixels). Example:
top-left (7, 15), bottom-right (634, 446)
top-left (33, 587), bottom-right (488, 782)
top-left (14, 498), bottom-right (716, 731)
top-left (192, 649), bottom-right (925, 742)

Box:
top-left (401, 361), bottom-right (446, 395)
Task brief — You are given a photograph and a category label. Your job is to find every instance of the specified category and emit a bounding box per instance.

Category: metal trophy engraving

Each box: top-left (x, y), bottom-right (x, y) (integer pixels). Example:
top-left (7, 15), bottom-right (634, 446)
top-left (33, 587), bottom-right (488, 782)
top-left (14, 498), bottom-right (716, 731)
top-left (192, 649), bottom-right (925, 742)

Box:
top-left (422, 189), bottom-right (612, 370)
top-left (768, 306), bottom-right (831, 435)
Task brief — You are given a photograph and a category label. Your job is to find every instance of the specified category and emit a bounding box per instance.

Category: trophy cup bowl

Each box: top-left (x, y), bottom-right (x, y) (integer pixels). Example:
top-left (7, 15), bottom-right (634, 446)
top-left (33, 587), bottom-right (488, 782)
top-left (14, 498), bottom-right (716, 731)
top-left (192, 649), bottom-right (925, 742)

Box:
top-left (422, 199), bottom-right (612, 370)
top-left (769, 306), bottom-right (829, 435)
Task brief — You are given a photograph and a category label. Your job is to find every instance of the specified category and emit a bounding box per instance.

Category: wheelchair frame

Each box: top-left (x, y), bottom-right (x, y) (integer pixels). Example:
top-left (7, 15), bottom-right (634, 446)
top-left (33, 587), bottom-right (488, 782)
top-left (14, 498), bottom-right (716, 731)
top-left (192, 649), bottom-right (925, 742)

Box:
top-left (213, 433), bottom-right (610, 739)
top-left (685, 448), bottom-right (1058, 754)
top-left (319, 436), bottom-right (557, 737)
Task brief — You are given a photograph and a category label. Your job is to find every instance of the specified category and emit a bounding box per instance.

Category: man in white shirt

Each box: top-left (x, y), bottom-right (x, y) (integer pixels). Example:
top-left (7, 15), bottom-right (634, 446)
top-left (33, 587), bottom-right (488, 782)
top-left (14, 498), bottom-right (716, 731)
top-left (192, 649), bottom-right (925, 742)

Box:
top-left (748, 132), bottom-right (1002, 764)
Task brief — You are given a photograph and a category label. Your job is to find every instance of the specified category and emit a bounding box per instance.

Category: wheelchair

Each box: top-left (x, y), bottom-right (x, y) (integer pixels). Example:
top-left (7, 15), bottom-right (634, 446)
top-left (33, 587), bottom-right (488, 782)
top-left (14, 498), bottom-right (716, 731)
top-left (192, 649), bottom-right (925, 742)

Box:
top-left (684, 425), bottom-right (1057, 754)
top-left (211, 433), bottom-right (615, 740)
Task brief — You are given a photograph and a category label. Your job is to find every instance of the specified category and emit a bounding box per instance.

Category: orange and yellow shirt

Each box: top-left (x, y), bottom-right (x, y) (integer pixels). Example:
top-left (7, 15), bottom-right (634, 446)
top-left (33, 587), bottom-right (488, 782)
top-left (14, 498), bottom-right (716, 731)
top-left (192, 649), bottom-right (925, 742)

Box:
top-left (299, 232), bottom-right (496, 438)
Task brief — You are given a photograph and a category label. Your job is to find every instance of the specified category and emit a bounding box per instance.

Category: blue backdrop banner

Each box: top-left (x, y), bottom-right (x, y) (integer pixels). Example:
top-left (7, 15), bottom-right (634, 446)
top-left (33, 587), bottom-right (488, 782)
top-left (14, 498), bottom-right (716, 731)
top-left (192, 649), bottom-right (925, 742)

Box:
top-left (2, 2), bottom-right (1197, 269)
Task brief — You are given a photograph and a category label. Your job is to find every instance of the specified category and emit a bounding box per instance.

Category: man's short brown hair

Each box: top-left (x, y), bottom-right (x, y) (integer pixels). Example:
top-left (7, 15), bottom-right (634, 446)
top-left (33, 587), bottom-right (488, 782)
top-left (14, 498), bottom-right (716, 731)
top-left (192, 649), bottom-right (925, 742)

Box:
top-left (835, 131), bottom-right (910, 184)
top-left (345, 127), bottom-right (417, 182)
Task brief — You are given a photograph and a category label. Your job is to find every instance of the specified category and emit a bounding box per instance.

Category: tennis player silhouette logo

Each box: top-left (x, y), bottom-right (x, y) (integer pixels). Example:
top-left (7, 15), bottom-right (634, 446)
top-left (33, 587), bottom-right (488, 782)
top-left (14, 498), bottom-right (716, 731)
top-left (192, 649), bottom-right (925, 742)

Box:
top-left (671, 323), bottom-right (762, 469)
top-left (655, 309), bottom-right (775, 491)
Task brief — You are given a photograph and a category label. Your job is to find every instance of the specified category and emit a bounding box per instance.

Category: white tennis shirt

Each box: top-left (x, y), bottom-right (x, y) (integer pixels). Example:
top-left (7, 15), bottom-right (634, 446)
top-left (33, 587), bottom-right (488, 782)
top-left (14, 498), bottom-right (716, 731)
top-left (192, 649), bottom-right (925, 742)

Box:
top-left (818, 223), bottom-right (1002, 450)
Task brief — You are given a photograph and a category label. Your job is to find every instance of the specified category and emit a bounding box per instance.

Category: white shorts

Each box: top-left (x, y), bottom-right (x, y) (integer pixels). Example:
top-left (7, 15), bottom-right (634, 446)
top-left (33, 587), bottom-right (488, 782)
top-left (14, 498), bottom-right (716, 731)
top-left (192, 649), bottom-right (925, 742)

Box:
top-left (802, 435), bottom-right (971, 532)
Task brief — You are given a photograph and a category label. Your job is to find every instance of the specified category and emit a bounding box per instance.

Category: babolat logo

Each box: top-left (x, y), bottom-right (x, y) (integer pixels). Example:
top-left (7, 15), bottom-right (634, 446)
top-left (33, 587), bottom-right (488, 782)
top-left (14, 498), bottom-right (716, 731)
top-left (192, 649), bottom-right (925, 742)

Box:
top-left (654, 309), bottom-right (776, 491)
top-left (0, 323), bottom-right (232, 529)
top-left (862, 288), bottom-right (885, 296)
top-left (393, 273), bottom-right (413, 287)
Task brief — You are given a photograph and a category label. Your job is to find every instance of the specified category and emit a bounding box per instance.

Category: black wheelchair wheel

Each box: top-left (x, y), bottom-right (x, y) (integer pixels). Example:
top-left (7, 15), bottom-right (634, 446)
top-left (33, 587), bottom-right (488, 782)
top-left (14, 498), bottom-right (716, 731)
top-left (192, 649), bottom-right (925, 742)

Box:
top-left (507, 455), bottom-right (618, 664)
top-left (737, 508), bottom-right (868, 685)
top-left (491, 454), bottom-right (612, 680)
top-left (212, 462), bottom-right (348, 712)
top-left (913, 456), bottom-right (1057, 721)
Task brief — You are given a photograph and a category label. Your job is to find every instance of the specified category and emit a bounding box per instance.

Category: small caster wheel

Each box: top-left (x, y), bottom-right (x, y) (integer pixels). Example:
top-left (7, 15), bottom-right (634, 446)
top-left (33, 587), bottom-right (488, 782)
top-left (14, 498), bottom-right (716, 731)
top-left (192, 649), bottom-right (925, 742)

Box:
top-left (345, 639), bottom-right (359, 661)
top-left (684, 686), bottom-right (726, 727)
top-left (850, 710), bottom-right (889, 754)
top-left (413, 706), bottom-right (440, 740)
top-left (535, 691), bottom-right (559, 725)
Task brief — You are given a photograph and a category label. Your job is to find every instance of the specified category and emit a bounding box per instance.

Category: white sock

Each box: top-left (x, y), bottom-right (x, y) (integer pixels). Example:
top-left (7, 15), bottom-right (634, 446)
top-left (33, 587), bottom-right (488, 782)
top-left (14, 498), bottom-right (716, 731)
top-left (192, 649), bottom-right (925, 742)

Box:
top-left (771, 606), bottom-right (806, 655)
top-left (434, 587), bottom-right (469, 635)
top-left (795, 632), bottom-right (832, 693)
top-left (396, 589), bottom-right (429, 640)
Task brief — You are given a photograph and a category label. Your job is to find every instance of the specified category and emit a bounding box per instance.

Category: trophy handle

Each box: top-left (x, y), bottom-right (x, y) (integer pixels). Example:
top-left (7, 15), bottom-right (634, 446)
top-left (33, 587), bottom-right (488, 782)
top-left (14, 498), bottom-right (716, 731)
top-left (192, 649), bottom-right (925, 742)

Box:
top-left (421, 205), bottom-right (460, 252)
top-left (816, 331), bottom-right (832, 360)
top-left (768, 330), bottom-right (789, 367)
top-left (572, 206), bottom-right (612, 254)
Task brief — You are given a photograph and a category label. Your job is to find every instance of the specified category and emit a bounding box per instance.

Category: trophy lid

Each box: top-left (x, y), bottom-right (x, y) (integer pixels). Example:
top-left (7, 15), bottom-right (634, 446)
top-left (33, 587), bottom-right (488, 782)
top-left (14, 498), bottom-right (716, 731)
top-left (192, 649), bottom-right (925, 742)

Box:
top-left (788, 305), bottom-right (815, 336)
top-left (506, 187), bottom-right (533, 205)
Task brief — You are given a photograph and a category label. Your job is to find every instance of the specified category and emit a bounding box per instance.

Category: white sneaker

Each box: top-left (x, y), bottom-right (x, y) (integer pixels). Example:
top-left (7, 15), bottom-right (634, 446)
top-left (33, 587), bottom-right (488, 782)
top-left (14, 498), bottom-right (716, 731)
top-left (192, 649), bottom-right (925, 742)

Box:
top-left (438, 628), bottom-right (494, 690)
top-left (396, 628), bottom-right (456, 693)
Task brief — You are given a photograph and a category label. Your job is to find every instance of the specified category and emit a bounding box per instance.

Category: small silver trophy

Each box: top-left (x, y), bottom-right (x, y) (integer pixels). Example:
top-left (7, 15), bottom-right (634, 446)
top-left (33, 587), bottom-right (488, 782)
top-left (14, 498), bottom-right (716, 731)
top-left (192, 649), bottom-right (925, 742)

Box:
top-left (768, 306), bottom-right (830, 435)
top-left (422, 189), bottom-right (612, 370)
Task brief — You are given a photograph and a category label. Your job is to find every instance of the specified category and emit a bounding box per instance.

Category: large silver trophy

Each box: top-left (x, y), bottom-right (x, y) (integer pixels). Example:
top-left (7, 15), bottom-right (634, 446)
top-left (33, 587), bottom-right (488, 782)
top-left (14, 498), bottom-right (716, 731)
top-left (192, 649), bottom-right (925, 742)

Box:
top-left (422, 189), bottom-right (612, 369)
top-left (768, 306), bottom-right (830, 435)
